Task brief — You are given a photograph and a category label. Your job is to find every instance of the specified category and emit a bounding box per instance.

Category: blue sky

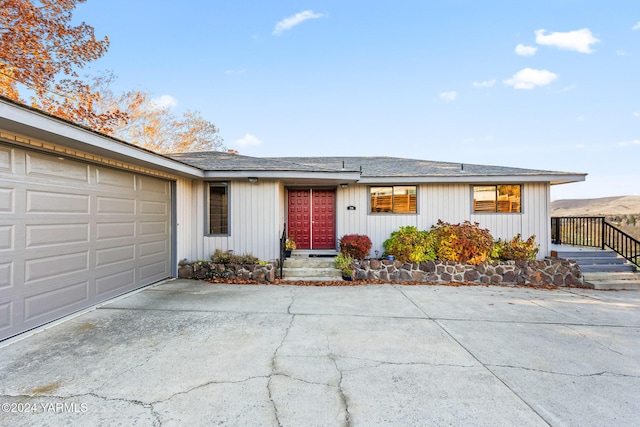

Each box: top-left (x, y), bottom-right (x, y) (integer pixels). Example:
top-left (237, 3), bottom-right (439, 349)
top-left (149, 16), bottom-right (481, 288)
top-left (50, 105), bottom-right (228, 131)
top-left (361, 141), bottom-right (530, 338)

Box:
top-left (74, 1), bottom-right (639, 200)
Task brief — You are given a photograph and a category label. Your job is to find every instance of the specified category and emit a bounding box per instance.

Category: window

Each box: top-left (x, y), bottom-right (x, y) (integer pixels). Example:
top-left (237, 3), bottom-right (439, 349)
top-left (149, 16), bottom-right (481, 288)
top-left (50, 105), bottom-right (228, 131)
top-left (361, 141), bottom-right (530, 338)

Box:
top-left (473, 185), bottom-right (521, 213)
top-left (208, 183), bottom-right (228, 234)
top-left (370, 186), bottom-right (417, 214)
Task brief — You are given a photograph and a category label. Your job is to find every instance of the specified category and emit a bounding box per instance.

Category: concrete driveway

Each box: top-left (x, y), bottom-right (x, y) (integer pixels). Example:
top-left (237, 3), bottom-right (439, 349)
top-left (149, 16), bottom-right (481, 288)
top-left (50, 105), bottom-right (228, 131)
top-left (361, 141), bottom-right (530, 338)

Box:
top-left (1, 280), bottom-right (639, 426)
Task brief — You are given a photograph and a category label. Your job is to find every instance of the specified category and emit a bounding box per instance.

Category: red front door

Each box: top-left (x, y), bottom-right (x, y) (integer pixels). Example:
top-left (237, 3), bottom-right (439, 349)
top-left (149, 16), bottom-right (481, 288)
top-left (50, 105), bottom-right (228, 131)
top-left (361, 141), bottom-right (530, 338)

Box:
top-left (287, 189), bottom-right (335, 250)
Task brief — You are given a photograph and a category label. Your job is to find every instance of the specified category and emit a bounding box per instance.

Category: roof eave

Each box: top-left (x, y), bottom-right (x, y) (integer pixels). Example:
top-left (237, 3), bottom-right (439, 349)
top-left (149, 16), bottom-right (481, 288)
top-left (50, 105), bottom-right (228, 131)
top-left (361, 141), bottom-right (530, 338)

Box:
top-left (203, 170), bottom-right (362, 182)
top-left (0, 99), bottom-right (204, 178)
top-left (357, 174), bottom-right (587, 184)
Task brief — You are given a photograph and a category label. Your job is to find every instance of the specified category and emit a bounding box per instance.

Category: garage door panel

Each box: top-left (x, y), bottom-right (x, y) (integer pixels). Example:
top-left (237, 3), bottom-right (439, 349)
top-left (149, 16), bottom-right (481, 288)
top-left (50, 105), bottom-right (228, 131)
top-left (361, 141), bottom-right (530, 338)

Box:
top-left (139, 260), bottom-right (168, 282)
top-left (25, 223), bottom-right (89, 248)
top-left (24, 281), bottom-right (89, 323)
top-left (0, 187), bottom-right (15, 213)
top-left (138, 175), bottom-right (169, 195)
top-left (95, 269), bottom-right (136, 296)
top-left (139, 221), bottom-right (166, 236)
top-left (96, 222), bottom-right (136, 241)
top-left (97, 196), bottom-right (135, 215)
top-left (0, 144), bottom-right (172, 341)
top-left (26, 190), bottom-right (90, 214)
top-left (95, 245), bottom-right (135, 268)
top-left (0, 262), bottom-right (12, 289)
top-left (25, 252), bottom-right (89, 284)
top-left (0, 301), bottom-right (12, 331)
top-left (139, 200), bottom-right (168, 215)
top-left (139, 240), bottom-right (167, 258)
top-left (96, 167), bottom-right (136, 189)
top-left (0, 146), bottom-right (14, 172)
top-left (0, 225), bottom-right (13, 250)
top-left (26, 152), bottom-right (89, 182)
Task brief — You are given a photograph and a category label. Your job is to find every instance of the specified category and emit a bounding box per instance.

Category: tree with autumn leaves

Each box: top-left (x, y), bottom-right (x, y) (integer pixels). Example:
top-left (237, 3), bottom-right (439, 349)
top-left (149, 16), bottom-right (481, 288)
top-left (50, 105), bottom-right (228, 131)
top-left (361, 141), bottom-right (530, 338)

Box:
top-left (0, 0), bottom-right (224, 153)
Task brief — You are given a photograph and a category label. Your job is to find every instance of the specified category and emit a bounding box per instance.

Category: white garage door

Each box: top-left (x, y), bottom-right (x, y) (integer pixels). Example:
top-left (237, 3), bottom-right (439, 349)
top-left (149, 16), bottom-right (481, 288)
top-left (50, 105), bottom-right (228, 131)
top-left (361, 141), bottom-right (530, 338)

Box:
top-left (0, 144), bottom-right (172, 341)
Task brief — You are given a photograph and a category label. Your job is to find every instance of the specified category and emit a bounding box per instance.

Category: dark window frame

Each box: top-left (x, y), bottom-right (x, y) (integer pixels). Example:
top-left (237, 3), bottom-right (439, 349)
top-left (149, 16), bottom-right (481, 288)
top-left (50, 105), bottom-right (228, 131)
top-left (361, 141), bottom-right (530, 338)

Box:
top-left (207, 182), bottom-right (229, 235)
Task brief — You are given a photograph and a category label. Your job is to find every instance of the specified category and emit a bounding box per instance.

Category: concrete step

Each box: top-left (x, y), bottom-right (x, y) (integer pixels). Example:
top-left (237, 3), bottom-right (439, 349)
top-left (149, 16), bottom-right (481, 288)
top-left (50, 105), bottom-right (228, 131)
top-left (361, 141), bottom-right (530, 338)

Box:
top-left (583, 272), bottom-right (640, 290)
top-left (281, 253), bottom-right (343, 281)
top-left (553, 249), bottom-right (637, 274)
top-left (282, 276), bottom-right (343, 282)
top-left (579, 264), bottom-right (637, 273)
top-left (554, 250), bottom-right (619, 259)
top-left (284, 258), bottom-right (336, 268)
top-left (282, 267), bottom-right (342, 279)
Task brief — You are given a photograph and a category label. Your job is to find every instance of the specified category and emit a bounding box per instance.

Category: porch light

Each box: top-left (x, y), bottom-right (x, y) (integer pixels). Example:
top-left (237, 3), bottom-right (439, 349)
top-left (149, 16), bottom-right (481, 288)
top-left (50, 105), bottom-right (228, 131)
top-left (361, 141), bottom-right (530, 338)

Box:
top-left (340, 183), bottom-right (348, 188)
top-left (248, 177), bottom-right (258, 184)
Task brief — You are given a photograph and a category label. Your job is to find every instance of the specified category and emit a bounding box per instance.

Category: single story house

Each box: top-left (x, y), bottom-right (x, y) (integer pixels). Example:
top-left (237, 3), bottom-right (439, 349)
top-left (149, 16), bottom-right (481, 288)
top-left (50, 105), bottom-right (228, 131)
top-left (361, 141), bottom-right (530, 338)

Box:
top-left (0, 96), bottom-right (586, 340)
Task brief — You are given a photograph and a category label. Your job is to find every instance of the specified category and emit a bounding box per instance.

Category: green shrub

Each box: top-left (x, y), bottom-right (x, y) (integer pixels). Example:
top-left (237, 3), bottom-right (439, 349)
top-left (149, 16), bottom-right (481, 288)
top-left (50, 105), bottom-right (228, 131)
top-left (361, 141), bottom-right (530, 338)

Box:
top-left (334, 252), bottom-right (354, 274)
top-left (430, 220), bottom-right (493, 265)
top-left (492, 234), bottom-right (539, 261)
top-left (383, 226), bottom-right (436, 263)
top-left (210, 249), bottom-right (259, 265)
top-left (339, 234), bottom-right (372, 259)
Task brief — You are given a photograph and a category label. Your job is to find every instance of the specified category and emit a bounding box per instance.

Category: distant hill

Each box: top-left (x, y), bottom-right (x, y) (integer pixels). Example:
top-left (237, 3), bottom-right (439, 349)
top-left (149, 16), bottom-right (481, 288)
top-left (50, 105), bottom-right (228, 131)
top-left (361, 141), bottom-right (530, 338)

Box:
top-left (551, 196), bottom-right (640, 241)
top-left (551, 196), bottom-right (640, 216)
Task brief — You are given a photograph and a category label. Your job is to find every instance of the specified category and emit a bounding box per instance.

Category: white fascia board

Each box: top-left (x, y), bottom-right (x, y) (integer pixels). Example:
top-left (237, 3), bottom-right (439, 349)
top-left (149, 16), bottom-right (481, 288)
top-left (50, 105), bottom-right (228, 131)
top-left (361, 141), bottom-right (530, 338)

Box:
top-left (0, 100), bottom-right (204, 178)
top-left (357, 174), bottom-right (587, 184)
top-left (203, 170), bottom-right (362, 181)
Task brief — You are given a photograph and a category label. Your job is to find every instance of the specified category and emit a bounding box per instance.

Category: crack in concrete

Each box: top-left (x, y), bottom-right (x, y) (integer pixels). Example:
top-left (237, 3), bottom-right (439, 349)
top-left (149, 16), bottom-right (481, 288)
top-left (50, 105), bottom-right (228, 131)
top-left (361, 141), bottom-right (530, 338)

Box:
top-left (561, 324), bottom-right (625, 356)
top-left (326, 339), bottom-right (351, 427)
top-left (431, 319), bottom-right (552, 426)
top-left (333, 355), bottom-right (478, 373)
top-left (488, 364), bottom-right (639, 378)
top-left (267, 310), bottom-right (296, 427)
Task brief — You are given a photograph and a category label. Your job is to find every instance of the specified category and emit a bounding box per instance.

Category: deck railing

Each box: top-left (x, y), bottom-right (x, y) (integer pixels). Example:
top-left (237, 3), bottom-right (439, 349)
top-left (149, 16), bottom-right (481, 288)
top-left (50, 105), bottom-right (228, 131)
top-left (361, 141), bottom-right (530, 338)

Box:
top-left (552, 216), bottom-right (639, 268)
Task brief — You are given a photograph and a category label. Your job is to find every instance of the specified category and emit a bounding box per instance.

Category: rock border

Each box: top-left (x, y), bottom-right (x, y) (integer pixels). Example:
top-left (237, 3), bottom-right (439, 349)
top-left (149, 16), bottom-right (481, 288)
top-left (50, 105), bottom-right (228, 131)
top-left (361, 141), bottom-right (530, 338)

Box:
top-left (354, 259), bottom-right (583, 287)
top-left (178, 259), bottom-right (276, 282)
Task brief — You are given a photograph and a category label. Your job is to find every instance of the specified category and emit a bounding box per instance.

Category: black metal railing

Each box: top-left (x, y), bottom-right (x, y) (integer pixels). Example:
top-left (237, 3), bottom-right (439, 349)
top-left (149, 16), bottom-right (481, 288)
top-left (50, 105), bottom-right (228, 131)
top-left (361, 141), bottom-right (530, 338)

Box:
top-left (552, 216), bottom-right (639, 268)
top-left (279, 223), bottom-right (287, 278)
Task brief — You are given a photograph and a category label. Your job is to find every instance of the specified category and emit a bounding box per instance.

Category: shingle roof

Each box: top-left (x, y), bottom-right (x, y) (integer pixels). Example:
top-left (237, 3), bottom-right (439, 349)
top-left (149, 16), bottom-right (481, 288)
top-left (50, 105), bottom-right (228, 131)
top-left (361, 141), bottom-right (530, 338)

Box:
top-left (267, 156), bottom-right (573, 178)
top-left (168, 151), bottom-right (352, 173)
top-left (168, 151), bottom-right (582, 179)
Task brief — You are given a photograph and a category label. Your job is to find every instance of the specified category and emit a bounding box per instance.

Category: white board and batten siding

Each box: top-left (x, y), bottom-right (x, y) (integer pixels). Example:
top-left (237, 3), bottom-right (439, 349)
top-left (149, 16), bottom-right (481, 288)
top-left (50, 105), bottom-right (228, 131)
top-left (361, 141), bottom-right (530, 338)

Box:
top-left (337, 182), bottom-right (551, 258)
top-left (0, 144), bottom-right (172, 341)
top-left (200, 179), bottom-right (282, 262)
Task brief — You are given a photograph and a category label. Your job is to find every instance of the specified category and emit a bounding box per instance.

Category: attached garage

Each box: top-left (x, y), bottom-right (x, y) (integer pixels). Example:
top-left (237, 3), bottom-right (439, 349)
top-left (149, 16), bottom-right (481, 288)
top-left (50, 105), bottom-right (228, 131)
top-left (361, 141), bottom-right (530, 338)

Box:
top-left (0, 144), bottom-right (173, 341)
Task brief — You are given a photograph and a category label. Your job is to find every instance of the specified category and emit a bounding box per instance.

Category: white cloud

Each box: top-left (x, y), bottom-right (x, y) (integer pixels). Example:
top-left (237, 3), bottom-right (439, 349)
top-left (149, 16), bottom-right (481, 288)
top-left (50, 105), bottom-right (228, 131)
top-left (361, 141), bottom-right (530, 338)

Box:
top-left (618, 140), bottom-right (640, 147)
top-left (633, 22), bottom-right (640, 30)
top-left (633, 112), bottom-right (640, 117)
top-left (273, 10), bottom-right (325, 35)
top-left (535, 28), bottom-right (599, 53)
top-left (472, 79), bottom-right (496, 88)
top-left (235, 133), bottom-right (262, 147)
top-left (439, 91), bottom-right (457, 101)
top-left (149, 95), bottom-right (177, 110)
top-left (504, 68), bottom-right (558, 90)
top-left (616, 50), bottom-right (628, 56)
top-left (515, 44), bottom-right (537, 56)
top-left (576, 115), bottom-right (585, 122)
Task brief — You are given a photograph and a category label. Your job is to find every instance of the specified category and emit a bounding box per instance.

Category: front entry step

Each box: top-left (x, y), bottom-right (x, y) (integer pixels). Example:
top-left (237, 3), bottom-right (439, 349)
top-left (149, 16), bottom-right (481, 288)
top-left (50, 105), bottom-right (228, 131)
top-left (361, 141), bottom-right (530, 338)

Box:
top-left (282, 254), bottom-right (342, 281)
